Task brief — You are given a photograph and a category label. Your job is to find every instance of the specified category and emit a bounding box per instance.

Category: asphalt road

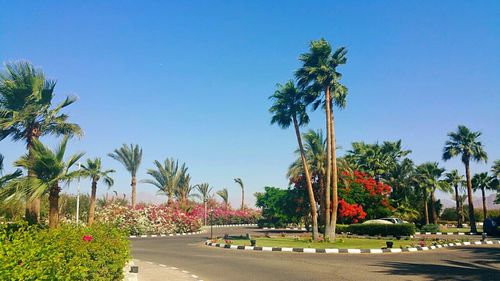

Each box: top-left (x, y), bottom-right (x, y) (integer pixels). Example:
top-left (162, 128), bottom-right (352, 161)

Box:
top-left (131, 227), bottom-right (500, 281)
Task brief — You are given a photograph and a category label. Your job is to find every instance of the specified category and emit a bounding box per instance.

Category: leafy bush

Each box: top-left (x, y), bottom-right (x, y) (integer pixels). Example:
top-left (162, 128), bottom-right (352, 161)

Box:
top-left (347, 223), bottom-right (416, 236)
top-left (255, 186), bottom-right (308, 227)
top-left (336, 224), bottom-right (349, 234)
top-left (419, 224), bottom-right (440, 233)
top-left (0, 223), bottom-right (129, 280)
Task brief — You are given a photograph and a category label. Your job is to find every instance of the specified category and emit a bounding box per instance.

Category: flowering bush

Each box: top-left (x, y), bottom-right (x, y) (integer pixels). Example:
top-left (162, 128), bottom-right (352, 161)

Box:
top-left (338, 170), bottom-right (393, 223)
top-left (97, 203), bottom-right (260, 235)
top-left (97, 204), bottom-right (201, 235)
top-left (0, 223), bottom-right (129, 280)
top-left (191, 203), bottom-right (260, 225)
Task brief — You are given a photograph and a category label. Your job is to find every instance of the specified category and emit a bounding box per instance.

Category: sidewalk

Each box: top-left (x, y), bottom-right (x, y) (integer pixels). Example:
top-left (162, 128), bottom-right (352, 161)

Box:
top-left (124, 259), bottom-right (204, 281)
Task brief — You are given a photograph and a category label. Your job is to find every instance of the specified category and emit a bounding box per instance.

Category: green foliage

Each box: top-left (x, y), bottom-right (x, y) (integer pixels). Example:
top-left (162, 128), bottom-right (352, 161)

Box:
top-left (335, 224), bottom-right (349, 234)
top-left (440, 208), bottom-right (458, 221)
top-left (255, 186), bottom-right (308, 228)
top-left (347, 223), bottom-right (416, 236)
top-left (0, 223), bottom-right (129, 280)
top-left (419, 224), bottom-right (440, 233)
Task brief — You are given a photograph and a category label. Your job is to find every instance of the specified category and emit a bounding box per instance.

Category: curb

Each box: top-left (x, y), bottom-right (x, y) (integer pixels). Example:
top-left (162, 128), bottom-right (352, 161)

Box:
top-left (209, 224), bottom-right (257, 228)
top-left (262, 227), bottom-right (307, 231)
top-left (204, 240), bottom-right (500, 254)
top-left (129, 230), bottom-right (205, 238)
top-left (415, 232), bottom-right (480, 236)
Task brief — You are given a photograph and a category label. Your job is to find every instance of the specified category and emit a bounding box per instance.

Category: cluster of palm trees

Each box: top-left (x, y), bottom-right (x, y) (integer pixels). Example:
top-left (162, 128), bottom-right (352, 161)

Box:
top-left (269, 39), bottom-right (499, 239)
top-left (0, 61), bottom-right (252, 228)
top-left (270, 38), bottom-right (348, 240)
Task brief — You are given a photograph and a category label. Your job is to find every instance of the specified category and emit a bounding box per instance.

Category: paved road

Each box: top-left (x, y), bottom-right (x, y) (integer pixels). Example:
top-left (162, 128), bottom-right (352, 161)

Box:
top-left (131, 227), bottom-right (500, 281)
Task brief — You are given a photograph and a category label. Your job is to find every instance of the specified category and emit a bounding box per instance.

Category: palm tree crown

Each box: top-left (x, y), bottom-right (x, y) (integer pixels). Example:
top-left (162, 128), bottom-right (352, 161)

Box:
top-left (82, 158), bottom-right (115, 187)
top-left (195, 183), bottom-right (213, 202)
top-left (142, 158), bottom-right (188, 205)
top-left (269, 80), bottom-right (309, 128)
top-left (217, 188), bottom-right (229, 207)
top-left (0, 61), bottom-right (83, 146)
top-left (443, 125), bottom-right (487, 164)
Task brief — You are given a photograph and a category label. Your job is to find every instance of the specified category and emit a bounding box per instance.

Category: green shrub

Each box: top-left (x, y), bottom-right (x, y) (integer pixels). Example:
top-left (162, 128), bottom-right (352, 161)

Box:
top-left (0, 222), bottom-right (129, 280)
top-left (419, 224), bottom-right (440, 233)
top-left (336, 224), bottom-right (349, 234)
top-left (347, 223), bottom-right (416, 236)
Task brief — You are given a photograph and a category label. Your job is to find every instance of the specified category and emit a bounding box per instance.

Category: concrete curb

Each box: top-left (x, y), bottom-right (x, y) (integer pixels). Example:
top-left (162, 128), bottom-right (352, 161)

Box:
top-left (209, 224), bottom-right (258, 228)
top-left (262, 227), bottom-right (307, 231)
top-left (131, 259), bottom-right (204, 281)
top-left (204, 240), bottom-right (500, 254)
top-left (129, 230), bottom-right (205, 238)
top-left (415, 232), bottom-right (481, 235)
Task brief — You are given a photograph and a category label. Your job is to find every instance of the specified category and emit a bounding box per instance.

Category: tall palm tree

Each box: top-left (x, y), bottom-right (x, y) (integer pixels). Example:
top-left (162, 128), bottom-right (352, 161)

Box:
top-left (2, 136), bottom-right (84, 228)
top-left (443, 125), bottom-right (488, 232)
top-left (445, 170), bottom-right (464, 227)
top-left (142, 158), bottom-right (186, 206)
top-left (108, 144), bottom-right (142, 208)
top-left (0, 61), bottom-right (83, 223)
top-left (234, 178), bottom-right (245, 210)
top-left (472, 172), bottom-right (498, 219)
top-left (217, 188), bottom-right (229, 208)
top-left (81, 158), bottom-right (115, 225)
top-left (269, 81), bottom-right (319, 240)
top-left (195, 183), bottom-right (213, 225)
top-left (296, 38), bottom-right (348, 240)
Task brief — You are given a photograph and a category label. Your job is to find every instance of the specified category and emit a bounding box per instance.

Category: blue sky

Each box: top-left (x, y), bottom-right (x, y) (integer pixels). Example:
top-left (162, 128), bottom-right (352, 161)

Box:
top-left (1, 1), bottom-right (499, 207)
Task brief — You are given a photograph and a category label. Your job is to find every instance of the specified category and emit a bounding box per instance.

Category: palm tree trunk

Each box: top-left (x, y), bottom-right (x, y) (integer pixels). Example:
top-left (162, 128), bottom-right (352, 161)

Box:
top-left (318, 175), bottom-right (326, 226)
top-left (293, 116), bottom-right (318, 240)
top-left (329, 98), bottom-right (339, 241)
top-left (423, 189), bottom-right (429, 225)
top-left (324, 87), bottom-right (333, 240)
top-left (131, 176), bottom-right (137, 208)
top-left (241, 187), bottom-right (244, 210)
top-left (25, 138), bottom-right (40, 224)
top-left (88, 180), bottom-right (98, 226)
top-left (454, 185), bottom-right (462, 228)
top-left (204, 199), bottom-right (208, 225)
top-left (48, 183), bottom-right (61, 228)
top-left (481, 187), bottom-right (487, 219)
top-left (430, 190), bottom-right (437, 224)
top-left (464, 161), bottom-right (477, 232)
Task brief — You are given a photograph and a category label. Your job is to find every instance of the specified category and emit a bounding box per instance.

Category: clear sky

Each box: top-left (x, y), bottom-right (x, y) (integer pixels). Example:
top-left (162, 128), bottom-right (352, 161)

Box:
top-left (1, 1), bottom-right (499, 207)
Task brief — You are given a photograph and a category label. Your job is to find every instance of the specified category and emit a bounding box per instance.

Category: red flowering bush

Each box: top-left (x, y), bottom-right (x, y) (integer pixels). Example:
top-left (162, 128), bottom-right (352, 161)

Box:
top-left (82, 235), bottom-right (93, 242)
top-left (338, 170), bottom-right (393, 223)
top-left (338, 200), bottom-right (366, 224)
top-left (191, 203), bottom-right (261, 225)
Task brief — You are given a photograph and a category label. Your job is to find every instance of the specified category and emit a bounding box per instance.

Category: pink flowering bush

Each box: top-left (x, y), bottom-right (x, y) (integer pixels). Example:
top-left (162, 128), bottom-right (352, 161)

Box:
top-left (191, 203), bottom-right (261, 225)
top-left (97, 204), bottom-right (202, 235)
top-left (97, 203), bottom-right (260, 235)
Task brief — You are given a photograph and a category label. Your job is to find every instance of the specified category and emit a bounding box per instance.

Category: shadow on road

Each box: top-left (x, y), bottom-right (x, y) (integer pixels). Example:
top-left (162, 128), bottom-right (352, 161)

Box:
top-left (375, 247), bottom-right (500, 281)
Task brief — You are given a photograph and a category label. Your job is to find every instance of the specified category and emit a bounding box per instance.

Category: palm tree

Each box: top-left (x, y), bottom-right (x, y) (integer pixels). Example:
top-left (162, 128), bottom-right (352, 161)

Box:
top-left (445, 170), bottom-right (465, 227)
top-left (175, 168), bottom-right (192, 204)
top-left (81, 158), bottom-right (115, 225)
top-left (234, 178), bottom-right (245, 210)
top-left (0, 61), bottom-right (83, 223)
top-left (195, 183), bottom-right (213, 225)
top-left (472, 172), bottom-right (498, 219)
top-left (443, 125), bottom-right (488, 232)
top-left (142, 158), bottom-right (186, 206)
top-left (108, 144), bottom-right (142, 208)
top-left (2, 136), bottom-right (84, 228)
top-left (296, 38), bottom-right (348, 240)
top-left (217, 188), bottom-right (229, 208)
top-left (414, 162), bottom-right (450, 224)
top-left (269, 81), bottom-right (319, 240)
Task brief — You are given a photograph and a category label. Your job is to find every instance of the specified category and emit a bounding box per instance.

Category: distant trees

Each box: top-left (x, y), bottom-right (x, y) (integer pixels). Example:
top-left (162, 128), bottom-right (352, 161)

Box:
top-left (445, 170), bottom-right (464, 227)
top-left (81, 158), bottom-right (115, 225)
top-left (472, 172), bottom-right (498, 219)
top-left (217, 188), bottom-right (229, 208)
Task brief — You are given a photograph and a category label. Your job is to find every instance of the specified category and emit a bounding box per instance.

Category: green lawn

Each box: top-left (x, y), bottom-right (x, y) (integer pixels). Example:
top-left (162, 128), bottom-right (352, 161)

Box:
top-left (218, 236), bottom-right (417, 249)
top-left (438, 227), bottom-right (482, 233)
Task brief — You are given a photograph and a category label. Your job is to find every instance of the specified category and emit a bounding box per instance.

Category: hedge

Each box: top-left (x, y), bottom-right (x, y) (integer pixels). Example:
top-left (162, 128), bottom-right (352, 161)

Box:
top-left (347, 223), bottom-right (416, 236)
top-left (0, 223), bottom-right (129, 280)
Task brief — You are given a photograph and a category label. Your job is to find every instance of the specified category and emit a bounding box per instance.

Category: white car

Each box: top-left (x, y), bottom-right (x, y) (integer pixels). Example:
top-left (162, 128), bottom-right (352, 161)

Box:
top-left (362, 217), bottom-right (405, 224)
